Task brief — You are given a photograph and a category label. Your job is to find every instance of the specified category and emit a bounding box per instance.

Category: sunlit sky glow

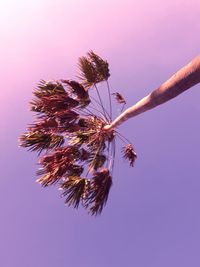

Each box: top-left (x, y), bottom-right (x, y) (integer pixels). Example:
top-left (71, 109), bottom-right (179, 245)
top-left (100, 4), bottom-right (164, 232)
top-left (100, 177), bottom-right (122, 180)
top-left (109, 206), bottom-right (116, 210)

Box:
top-left (1, 1), bottom-right (200, 266)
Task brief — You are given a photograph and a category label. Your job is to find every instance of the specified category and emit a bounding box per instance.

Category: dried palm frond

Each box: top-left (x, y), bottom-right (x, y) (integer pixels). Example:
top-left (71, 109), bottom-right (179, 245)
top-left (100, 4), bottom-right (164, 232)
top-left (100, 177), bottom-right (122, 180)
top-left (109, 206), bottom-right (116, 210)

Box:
top-left (40, 94), bottom-right (79, 113)
top-left (77, 117), bottom-right (91, 128)
top-left (67, 164), bottom-right (84, 177)
top-left (112, 92), bottom-right (126, 104)
top-left (88, 153), bottom-right (106, 171)
top-left (37, 146), bottom-right (81, 186)
top-left (55, 110), bottom-right (79, 123)
top-left (20, 51), bottom-right (137, 216)
top-left (122, 144), bottom-right (137, 167)
top-left (62, 80), bottom-right (87, 98)
top-left (29, 117), bottom-right (58, 132)
top-left (37, 172), bottom-right (60, 187)
top-left (78, 56), bottom-right (98, 89)
top-left (30, 93), bottom-right (79, 114)
top-left (19, 131), bottom-right (64, 153)
top-left (61, 176), bottom-right (89, 208)
top-left (62, 80), bottom-right (91, 107)
top-left (34, 80), bottom-right (66, 98)
top-left (85, 168), bottom-right (112, 215)
top-left (88, 50), bottom-right (110, 81)
top-left (79, 148), bottom-right (90, 161)
top-left (69, 131), bottom-right (92, 146)
top-left (78, 51), bottom-right (110, 89)
top-left (58, 122), bottom-right (81, 133)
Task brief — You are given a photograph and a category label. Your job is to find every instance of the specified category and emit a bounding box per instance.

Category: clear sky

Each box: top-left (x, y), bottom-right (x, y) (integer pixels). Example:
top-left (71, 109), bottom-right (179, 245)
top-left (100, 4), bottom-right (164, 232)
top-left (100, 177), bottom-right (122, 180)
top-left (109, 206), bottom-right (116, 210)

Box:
top-left (1, 0), bottom-right (200, 266)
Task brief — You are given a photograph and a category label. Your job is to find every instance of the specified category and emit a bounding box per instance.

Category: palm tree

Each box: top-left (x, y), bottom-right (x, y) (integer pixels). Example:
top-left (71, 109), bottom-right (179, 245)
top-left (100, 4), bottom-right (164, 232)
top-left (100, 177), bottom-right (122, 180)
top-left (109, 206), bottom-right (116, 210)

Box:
top-left (20, 51), bottom-right (136, 215)
top-left (20, 52), bottom-right (199, 215)
top-left (104, 55), bottom-right (200, 130)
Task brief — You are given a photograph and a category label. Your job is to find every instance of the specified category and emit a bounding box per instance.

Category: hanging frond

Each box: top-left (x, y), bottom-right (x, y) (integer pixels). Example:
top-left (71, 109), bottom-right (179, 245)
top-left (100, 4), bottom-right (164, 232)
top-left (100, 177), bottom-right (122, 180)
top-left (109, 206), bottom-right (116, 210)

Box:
top-left (19, 131), bottom-right (64, 153)
top-left (61, 176), bottom-right (89, 208)
top-left (122, 144), bottom-right (137, 167)
top-left (112, 92), bottom-right (126, 104)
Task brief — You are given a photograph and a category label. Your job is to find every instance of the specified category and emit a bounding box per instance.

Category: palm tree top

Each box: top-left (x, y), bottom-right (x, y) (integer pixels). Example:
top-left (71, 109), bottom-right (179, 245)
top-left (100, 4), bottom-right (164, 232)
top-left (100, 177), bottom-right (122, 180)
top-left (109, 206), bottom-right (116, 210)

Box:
top-left (19, 51), bottom-right (136, 216)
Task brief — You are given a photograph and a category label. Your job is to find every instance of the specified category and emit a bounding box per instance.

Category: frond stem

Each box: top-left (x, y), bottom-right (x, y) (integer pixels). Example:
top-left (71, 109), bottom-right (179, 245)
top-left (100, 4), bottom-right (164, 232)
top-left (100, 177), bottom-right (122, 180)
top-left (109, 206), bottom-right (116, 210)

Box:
top-left (115, 131), bottom-right (132, 144)
top-left (94, 84), bottom-right (110, 123)
top-left (106, 80), bottom-right (112, 120)
top-left (90, 95), bottom-right (110, 121)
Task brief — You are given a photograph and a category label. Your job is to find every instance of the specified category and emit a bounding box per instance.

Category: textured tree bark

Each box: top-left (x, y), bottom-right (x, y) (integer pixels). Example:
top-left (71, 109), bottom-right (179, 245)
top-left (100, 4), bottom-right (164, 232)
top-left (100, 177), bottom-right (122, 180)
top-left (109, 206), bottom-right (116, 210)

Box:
top-left (104, 54), bottom-right (200, 130)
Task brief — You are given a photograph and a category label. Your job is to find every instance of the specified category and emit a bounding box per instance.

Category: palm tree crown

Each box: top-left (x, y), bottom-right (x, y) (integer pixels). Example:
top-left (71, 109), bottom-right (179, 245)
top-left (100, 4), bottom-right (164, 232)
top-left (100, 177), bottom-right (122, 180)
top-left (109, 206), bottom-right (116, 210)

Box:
top-left (20, 51), bottom-right (137, 215)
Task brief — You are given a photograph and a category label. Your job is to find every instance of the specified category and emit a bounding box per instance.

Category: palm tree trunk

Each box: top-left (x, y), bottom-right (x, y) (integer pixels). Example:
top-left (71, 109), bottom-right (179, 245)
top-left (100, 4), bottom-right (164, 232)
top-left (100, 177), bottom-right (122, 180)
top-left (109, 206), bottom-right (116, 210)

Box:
top-left (104, 54), bottom-right (200, 130)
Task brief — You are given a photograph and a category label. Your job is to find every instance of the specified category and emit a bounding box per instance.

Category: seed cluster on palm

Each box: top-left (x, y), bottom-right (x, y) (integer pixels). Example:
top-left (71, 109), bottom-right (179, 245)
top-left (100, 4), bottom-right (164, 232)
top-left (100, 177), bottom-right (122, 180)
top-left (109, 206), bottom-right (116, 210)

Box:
top-left (20, 51), bottom-right (137, 215)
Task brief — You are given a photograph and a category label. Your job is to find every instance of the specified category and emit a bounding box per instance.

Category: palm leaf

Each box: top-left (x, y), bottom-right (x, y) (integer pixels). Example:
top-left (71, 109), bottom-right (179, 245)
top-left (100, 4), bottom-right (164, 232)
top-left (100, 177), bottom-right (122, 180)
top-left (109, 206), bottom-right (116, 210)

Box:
top-left (85, 168), bottom-right (112, 215)
top-left (20, 51), bottom-right (137, 216)
top-left (61, 176), bottom-right (89, 208)
top-left (122, 144), bottom-right (137, 167)
top-left (112, 92), bottom-right (126, 104)
top-left (88, 50), bottom-right (110, 81)
top-left (19, 131), bottom-right (64, 153)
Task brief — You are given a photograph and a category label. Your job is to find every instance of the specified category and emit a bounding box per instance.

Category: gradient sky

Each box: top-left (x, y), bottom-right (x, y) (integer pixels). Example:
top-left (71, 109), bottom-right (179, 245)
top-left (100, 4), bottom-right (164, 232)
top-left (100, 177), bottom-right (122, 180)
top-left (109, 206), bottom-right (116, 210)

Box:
top-left (1, 1), bottom-right (200, 266)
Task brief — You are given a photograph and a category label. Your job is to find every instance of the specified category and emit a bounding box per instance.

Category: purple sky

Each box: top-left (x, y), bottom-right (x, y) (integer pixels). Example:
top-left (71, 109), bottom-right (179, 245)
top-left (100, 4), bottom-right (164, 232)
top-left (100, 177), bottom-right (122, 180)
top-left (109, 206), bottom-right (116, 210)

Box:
top-left (1, 1), bottom-right (200, 266)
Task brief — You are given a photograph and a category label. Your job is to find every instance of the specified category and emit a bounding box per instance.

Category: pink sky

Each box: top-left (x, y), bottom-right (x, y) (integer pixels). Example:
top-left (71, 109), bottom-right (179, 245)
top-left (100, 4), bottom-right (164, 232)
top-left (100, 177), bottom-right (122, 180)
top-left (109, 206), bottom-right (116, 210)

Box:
top-left (1, 1), bottom-right (200, 266)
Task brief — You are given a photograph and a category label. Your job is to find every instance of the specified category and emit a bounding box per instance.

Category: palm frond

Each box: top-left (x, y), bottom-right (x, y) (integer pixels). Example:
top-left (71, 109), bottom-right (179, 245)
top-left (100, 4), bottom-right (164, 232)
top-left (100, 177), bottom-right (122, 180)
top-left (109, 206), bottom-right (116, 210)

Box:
top-left (55, 110), bottom-right (79, 123)
top-left (88, 153), bottom-right (106, 171)
top-left (61, 176), bottom-right (89, 208)
top-left (19, 131), bottom-right (64, 153)
top-left (37, 146), bottom-right (81, 186)
top-left (70, 131), bottom-right (92, 146)
top-left (78, 56), bottom-right (98, 89)
top-left (34, 80), bottom-right (66, 98)
top-left (85, 168), bottom-right (112, 215)
top-left (61, 80), bottom-right (87, 98)
top-left (79, 148), bottom-right (90, 161)
top-left (39, 146), bottom-right (80, 166)
top-left (122, 144), bottom-right (137, 167)
top-left (112, 92), bottom-right (126, 104)
top-left (88, 50), bottom-right (110, 81)
top-left (78, 51), bottom-right (110, 89)
top-left (29, 117), bottom-right (58, 132)
top-left (31, 93), bottom-right (80, 116)
top-left (67, 164), bottom-right (84, 177)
